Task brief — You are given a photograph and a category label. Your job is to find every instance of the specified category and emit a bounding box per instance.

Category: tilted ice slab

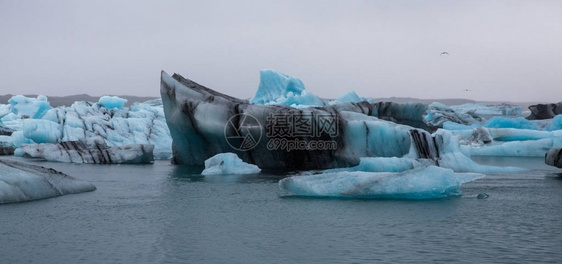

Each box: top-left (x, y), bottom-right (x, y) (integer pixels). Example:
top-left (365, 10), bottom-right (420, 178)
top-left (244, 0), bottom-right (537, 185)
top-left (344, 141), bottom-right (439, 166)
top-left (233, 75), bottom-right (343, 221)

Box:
top-left (20, 137), bottom-right (154, 164)
top-left (279, 165), bottom-right (484, 199)
top-left (0, 158), bottom-right (96, 204)
top-left (202, 153), bottom-right (261, 175)
top-left (0, 96), bottom-right (172, 160)
top-left (160, 71), bottom-right (445, 170)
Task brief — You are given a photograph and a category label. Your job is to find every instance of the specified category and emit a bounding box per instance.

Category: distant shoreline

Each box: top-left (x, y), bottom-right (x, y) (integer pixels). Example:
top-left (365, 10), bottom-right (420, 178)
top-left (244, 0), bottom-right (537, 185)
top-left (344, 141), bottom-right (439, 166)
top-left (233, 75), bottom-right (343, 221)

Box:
top-left (0, 94), bottom-right (159, 107)
top-left (0, 93), bottom-right (544, 109)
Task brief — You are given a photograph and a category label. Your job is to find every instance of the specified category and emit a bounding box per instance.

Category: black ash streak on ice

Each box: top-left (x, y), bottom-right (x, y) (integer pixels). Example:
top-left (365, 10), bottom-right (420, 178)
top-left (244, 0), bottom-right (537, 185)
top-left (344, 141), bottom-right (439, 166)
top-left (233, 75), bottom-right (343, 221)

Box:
top-left (160, 71), bottom-right (443, 171)
top-left (22, 140), bottom-right (154, 164)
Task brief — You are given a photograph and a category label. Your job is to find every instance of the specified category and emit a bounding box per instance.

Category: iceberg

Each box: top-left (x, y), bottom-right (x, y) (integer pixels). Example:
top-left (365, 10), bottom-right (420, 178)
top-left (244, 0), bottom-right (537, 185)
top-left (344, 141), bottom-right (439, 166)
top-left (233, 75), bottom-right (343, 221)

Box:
top-left (0, 95), bottom-right (172, 160)
top-left (160, 71), bottom-right (451, 170)
top-left (249, 69), bottom-right (325, 107)
top-left (449, 126), bottom-right (562, 157)
top-left (160, 70), bottom-right (531, 173)
top-left (98, 96), bottom-right (127, 109)
top-left (0, 158), bottom-right (96, 204)
top-left (527, 102), bottom-right (562, 120)
top-left (424, 102), bottom-right (482, 131)
top-left (20, 137), bottom-right (154, 164)
top-left (8, 95), bottom-right (52, 119)
top-left (201, 153), bottom-right (261, 175)
top-left (545, 148), bottom-right (562, 168)
top-left (279, 165), bottom-right (484, 199)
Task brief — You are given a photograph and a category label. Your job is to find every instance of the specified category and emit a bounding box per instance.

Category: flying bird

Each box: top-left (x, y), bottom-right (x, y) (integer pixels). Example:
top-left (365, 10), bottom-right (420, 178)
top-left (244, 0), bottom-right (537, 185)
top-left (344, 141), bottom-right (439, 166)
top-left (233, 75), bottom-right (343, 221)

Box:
top-left (440, 52), bottom-right (449, 56)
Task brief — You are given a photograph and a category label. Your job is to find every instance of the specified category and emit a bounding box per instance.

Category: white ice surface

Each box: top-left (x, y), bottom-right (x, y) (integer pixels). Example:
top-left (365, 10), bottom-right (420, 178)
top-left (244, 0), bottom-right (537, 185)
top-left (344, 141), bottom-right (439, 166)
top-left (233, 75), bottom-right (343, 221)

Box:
top-left (202, 153), bottom-right (261, 175)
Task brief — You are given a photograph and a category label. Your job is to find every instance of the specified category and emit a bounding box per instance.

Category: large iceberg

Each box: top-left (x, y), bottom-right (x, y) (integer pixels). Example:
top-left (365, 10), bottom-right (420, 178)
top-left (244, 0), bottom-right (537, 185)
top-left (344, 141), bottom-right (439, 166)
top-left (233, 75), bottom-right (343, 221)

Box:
top-left (160, 70), bottom-right (526, 174)
top-left (0, 96), bottom-right (172, 161)
top-left (201, 153), bottom-right (261, 175)
top-left (0, 158), bottom-right (96, 204)
top-left (161, 70), bottom-right (452, 170)
top-left (279, 165), bottom-right (484, 199)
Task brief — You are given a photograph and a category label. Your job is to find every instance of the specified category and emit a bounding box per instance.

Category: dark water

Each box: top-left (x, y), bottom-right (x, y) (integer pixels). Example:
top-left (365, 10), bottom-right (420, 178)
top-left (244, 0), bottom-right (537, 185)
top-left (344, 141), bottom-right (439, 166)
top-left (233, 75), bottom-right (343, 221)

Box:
top-left (1, 157), bottom-right (561, 264)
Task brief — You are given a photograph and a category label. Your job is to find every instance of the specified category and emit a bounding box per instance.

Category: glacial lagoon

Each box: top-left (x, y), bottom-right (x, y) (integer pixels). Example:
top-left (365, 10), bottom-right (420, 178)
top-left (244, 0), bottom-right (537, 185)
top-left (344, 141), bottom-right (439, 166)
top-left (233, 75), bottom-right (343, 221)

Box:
top-left (1, 157), bottom-right (561, 263)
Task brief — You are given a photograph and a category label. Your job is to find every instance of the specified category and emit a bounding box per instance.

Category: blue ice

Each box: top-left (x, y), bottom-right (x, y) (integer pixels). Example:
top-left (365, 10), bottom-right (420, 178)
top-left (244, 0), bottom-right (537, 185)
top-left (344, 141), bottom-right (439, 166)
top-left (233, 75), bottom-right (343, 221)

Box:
top-left (0, 95), bottom-right (172, 160)
top-left (484, 116), bottom-right (539, 130)
top-left (249, 69), bottom-right (325, 107)
top-left (279, 166), bottom-right (484, 199)
top-left (98, 96), bottom-right (127, 109)
top-left (201, 153), bottom-right (261, 175)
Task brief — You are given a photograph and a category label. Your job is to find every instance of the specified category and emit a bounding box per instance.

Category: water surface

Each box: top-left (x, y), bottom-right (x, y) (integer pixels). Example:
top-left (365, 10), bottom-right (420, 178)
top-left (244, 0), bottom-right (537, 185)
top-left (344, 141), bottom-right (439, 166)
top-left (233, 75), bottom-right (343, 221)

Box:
top-left (1, 157), bottom-right (561, 263)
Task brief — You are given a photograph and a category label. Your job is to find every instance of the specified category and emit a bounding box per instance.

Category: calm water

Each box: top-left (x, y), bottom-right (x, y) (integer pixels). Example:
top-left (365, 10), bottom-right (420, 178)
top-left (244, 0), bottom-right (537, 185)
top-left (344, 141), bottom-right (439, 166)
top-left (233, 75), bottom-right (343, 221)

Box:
top-left (1, 157), bottom-right (561, 264)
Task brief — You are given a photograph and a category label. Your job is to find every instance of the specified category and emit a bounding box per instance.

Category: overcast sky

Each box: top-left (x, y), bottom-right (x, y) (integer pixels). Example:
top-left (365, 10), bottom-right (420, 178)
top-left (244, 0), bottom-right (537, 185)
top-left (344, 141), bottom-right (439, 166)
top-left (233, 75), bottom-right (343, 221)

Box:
top-left (1, 0), bottom-right (561, 102)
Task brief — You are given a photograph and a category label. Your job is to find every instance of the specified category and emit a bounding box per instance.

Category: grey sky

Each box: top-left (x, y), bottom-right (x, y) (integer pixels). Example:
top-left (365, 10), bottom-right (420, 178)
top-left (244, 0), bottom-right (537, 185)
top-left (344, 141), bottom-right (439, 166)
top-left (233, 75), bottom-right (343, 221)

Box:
top-left (1, 0), bottom-right (561, 102)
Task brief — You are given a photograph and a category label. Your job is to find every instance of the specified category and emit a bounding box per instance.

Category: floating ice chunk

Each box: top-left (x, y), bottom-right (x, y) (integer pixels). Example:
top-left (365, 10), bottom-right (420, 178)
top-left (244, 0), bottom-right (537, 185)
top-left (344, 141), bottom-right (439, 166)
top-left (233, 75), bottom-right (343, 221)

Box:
top-left (8, 95), bottom-right (52, 119)
top-left (1, 96), bottom-right (172, 159)
top-left (0, 158), bottom-right (96, 204)
top-left (434, 129), bottom-right (527, 172)
top-left (202, 153), bottom-right (261, 175)
top-left (469, 138), bottom-right (561, 157)
top-left (98, 96), bottom-right (127, 109)
top-left (424, 102), bottom-right (481, 130)
top-left (484, 116), bottom-right (539, 130)
top-left (545, 115), bottom-right (562, 131)
top-left (334, 91), bottom-right (362, 103)
top-left (249, 69), bottom-right (325, 107)
top-left (279, 166), bottom-right (484, 199)
top-left (545, 147), bottom-right (562, 168)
